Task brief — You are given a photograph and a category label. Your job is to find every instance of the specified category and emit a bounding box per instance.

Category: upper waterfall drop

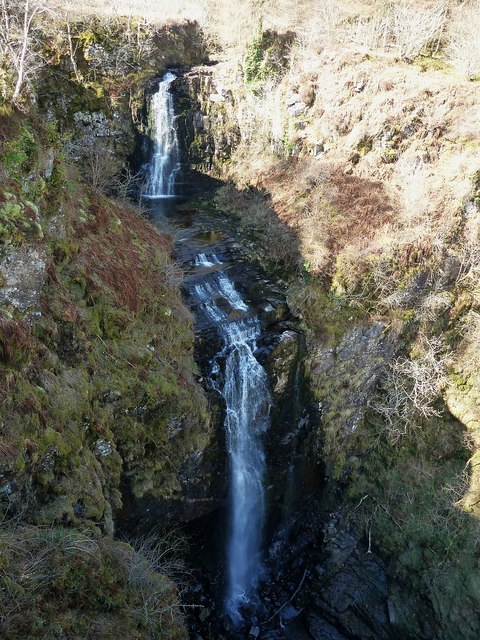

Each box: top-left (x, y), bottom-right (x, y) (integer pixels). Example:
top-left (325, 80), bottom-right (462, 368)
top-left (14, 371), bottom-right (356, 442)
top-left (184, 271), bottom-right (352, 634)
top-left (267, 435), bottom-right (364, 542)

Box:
top-left (144, 71), bottom-right (181, 198)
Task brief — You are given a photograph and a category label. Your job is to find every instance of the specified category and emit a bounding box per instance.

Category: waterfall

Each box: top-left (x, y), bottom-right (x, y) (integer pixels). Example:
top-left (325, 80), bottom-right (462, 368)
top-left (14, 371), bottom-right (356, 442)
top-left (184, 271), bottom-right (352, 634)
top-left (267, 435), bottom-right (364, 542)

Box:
top-left (143, 72), bottom-right (271, 619)
top-left (144, 71), bottom-right (181, 198)
top-left (192, 256), bottom-right (270, 622)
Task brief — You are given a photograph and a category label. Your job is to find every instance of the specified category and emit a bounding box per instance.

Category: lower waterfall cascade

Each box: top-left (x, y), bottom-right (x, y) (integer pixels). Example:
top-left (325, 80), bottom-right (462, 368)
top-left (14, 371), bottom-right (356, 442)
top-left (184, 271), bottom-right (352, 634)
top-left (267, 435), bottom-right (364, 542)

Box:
top-left (192, 254), bottom-right (271, 621)
top-left (143, 79), bottom-right (274, 622)
top-left (141, 72), bottom-right (316, 638)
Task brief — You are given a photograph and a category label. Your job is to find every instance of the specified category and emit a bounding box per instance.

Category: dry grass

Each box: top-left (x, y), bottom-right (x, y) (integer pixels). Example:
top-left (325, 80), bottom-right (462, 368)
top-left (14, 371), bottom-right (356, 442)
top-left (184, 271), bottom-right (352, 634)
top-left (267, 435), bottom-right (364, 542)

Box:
top-left (0, 315), bottom-right (34, 367)
top-left (229, 153), bottom-right (394, 281)
top-left (74, 195), bottom-right (171, 313)
top-left (48, 0), bottom-right (206, 23)
top-left (45, 0), bottom-right (453, 53)
top-left (215, 14), bottom-right (480, 297)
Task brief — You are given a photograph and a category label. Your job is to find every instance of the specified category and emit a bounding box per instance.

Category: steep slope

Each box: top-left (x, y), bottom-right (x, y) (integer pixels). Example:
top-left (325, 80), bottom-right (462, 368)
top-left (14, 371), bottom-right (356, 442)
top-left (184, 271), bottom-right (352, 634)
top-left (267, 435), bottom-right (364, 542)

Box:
top-left (0, 14), bottom-right (216, 638)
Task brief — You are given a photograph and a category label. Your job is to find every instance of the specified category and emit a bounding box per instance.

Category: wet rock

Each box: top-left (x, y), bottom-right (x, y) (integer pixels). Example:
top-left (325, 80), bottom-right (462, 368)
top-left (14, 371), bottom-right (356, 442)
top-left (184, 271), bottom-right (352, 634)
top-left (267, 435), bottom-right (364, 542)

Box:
top-left (193, 110), bottom-right (205, 133)
top-left (387, 599), bottom-right (396, 624)
top-left (312, 141), bottom-right (325, 157)
top-left (44, 148), bottom-right (55, 179)
top-left (310, 526), bottom-right (392, 639)
top-left (266, 330), bottom-right (300, 395)
top-left (174, 64), bottom-right (241, 175)
top-left (308, 614), bottom-right (350, 640)
top-left (435, 255), bottom-right (461, 289)
top-left (102, 390), bottom-right (121, 403)
top-left (309, 322), bottom-right (398, 445)
top-left (249, 625), bottom-right (260, 638)
top-left (282, 604), bottom-right (300, 620)
top-left (74, 500), bottom-right (86, 518)
top-left (199, 607), bottom-right (211, 622)
top-left (95, 439), bottom-right (112, 457)
top-left (315, 564), bottom-right (325, 577)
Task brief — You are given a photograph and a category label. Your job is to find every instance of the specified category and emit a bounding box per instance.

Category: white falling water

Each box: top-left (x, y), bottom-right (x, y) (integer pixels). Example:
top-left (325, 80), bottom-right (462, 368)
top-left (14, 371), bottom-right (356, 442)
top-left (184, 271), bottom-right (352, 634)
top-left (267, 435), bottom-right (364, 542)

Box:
top-left (194, 253), bottom-right (223, 268)
top-left (193, 261), bottom-right (270, 622)
top-left (144, 72), bottom-right (181, 198)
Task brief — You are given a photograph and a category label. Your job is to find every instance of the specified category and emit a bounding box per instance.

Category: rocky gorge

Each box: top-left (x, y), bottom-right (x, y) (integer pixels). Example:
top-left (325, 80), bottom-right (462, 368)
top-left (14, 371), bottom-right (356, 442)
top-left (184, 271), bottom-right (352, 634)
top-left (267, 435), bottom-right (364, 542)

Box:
top-left (1, 2), bottom-right (480, 639)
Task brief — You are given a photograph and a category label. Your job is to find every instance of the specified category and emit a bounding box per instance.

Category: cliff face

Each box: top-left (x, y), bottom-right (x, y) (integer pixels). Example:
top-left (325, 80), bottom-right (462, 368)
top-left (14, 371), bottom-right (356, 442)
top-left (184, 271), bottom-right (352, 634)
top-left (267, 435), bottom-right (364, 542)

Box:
top-left (0, 15), bottom-right (223, 531)
top-left (0, 16), bottom-right (313, 637)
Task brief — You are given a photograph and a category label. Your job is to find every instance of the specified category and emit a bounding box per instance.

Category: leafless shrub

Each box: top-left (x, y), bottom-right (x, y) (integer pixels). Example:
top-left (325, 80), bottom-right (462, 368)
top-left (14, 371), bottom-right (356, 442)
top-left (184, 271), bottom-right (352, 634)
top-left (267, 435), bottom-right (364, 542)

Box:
top-left (369, 254), bottom-right (398, 300)
top-left (73, 138), bottom-right (121, 193)
top-left (447, 0), bottom-right (480, 80)
top-left (380, 287), bottom-right (413, 311)
top-left (111, 166), bottom-right (145, 202)
top-left (128, 528), bottom-right (188, 583)
top-left (346, 1), bottom-right (447, 58)
top-left (396, 154), bottom-right (432, 224)
top-left (390, 1), bottom-right (447, 60)
top-left (296, 0), bottom-right (345, 50)
top-left (161, 257), bottom-right (184, 287)
top-left (125, 528), bottom-right (189, 629)
top-left (236, 79), bottom-right (285, 154)
top-left (347, 13), bottom-right (391, 51)
top-left (371, 334), bottom-right (450, 441)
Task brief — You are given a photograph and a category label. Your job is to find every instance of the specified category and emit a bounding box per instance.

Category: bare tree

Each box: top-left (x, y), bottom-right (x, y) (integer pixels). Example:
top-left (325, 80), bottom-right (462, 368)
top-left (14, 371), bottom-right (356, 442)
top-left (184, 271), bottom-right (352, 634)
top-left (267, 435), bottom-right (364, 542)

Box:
top-left (447, 0), bottom-right (480, 80)
top-left (0, 0), bottom-right (51, 102)
top-left (81, 138), bottom-right (120, 193)
top-left (390, 0), bottom-right (447, 60)
top-left (64, 13), bottom-right (83, 84)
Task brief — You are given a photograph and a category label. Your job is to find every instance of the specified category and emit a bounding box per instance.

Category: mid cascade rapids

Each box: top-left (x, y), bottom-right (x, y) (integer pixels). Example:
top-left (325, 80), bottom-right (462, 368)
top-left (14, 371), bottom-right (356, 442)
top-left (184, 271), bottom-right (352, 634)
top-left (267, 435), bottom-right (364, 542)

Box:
top-left (192, 253), bottom-right (271, 622)
top-left (144, 71), bottom-right (181, 197)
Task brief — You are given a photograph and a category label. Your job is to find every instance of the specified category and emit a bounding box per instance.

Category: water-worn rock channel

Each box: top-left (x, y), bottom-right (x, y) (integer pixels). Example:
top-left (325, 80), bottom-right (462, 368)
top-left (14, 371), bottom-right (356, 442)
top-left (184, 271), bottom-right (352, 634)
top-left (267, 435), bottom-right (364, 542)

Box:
top-left (139, 71), bottom-right (410, 640)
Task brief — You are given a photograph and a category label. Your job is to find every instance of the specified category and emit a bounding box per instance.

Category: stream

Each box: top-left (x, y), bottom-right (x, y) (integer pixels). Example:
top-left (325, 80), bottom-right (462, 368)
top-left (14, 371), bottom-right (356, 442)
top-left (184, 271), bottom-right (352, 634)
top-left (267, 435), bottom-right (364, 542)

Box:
top-left (141, 72), bottom-right (352, 640)
top-left (145, 73), bottom-right (274, 625)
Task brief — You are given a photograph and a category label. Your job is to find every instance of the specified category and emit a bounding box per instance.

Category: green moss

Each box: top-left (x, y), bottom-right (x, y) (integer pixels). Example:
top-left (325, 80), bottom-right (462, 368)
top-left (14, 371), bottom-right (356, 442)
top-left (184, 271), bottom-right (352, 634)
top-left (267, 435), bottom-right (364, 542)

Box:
top-left (0, 195), bottom-right (44, 247)
top-left (3, 126), bottom-right (37, 175)
top-left (289, 277), bottom-right (365, 342)
top-left (414, 54), bottom-right (451, 74)
top-left (244, 28), bottom-right (294, 89)
top-left (357, 135), bottom-right (373, 155)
